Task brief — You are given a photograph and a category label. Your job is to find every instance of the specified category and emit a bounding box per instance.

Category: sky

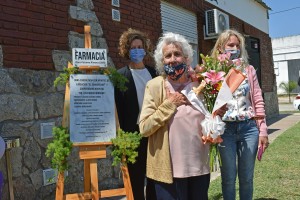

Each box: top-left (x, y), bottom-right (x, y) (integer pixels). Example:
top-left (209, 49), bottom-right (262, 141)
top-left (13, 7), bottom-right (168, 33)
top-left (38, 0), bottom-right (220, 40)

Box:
top-left (263, 0), bottom-right (300, 38)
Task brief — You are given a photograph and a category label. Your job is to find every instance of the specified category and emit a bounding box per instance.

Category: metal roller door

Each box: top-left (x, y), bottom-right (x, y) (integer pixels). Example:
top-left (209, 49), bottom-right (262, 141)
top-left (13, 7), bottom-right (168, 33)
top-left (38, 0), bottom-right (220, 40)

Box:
top-left (161, 1), bottom-right (199, 67)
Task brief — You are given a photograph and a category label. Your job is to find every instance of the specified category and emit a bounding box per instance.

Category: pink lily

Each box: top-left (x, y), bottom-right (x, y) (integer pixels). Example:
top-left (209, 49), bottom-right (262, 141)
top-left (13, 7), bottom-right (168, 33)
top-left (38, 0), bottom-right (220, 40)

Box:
top-left (217, 52), bottom-right (230, 62)
top-left (202, 70), bottom-right (225, 85)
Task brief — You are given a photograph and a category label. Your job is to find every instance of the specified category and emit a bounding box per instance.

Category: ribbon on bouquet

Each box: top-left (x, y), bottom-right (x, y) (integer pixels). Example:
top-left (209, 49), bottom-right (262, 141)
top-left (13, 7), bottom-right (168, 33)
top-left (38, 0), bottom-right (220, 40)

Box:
top-left (181, 82), bottom-right (225, 139)
top-left (201, 114), bottom-right (225, 139)
top-left (212, 68), bottom-right (246, 115)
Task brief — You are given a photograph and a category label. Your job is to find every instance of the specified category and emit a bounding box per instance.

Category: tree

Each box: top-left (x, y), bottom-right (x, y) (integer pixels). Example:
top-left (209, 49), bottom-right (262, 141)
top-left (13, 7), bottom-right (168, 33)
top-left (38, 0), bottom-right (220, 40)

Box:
top-left (279, 81), bottom-right (297, 103)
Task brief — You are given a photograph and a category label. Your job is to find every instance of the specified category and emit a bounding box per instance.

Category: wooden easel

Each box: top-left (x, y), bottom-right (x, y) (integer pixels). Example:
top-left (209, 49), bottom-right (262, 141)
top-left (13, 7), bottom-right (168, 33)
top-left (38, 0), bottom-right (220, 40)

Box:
top-left (55, 25), bottom-right (133, 200)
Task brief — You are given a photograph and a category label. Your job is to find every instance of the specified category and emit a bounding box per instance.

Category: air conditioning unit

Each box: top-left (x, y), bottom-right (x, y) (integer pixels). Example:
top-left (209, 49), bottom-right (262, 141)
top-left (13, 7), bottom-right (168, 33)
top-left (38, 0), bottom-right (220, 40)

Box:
top-left (205, 9), bottom-right (229, 37)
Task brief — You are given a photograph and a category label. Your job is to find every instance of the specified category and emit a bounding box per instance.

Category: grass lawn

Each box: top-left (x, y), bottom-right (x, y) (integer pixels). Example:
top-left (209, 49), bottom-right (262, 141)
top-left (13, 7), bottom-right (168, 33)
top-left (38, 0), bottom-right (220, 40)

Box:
top-left (208, 121), bottom-right (300, 200)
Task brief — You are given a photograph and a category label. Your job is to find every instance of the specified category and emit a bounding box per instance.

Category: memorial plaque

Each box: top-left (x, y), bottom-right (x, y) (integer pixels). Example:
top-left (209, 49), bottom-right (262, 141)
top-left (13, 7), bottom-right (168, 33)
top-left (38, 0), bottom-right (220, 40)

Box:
top-left (69, 74), bottom-right (116, 143)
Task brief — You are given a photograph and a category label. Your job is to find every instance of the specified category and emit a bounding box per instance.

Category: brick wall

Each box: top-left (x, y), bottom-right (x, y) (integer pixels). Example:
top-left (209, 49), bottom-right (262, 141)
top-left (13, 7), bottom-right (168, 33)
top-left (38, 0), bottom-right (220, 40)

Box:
top-left (0, 0), bottom-right (84, 70)
top-left (0, 0), bottom-right (274, 92)
top-left (93, 0), bottom-right (161, 69)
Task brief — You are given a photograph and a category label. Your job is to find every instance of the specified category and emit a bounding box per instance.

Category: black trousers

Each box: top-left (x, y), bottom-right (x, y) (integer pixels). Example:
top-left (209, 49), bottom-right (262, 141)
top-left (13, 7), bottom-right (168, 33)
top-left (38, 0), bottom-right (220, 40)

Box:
top-left (127, 137), bottom-right (156, 200)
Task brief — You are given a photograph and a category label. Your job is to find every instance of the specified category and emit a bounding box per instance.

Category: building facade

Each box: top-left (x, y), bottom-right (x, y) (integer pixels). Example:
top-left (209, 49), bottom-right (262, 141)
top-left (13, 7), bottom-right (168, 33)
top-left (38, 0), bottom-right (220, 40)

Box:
top-left (272, 35), bottom-right (300, 94)
top-left (0, 0), bottom-right (277, 199)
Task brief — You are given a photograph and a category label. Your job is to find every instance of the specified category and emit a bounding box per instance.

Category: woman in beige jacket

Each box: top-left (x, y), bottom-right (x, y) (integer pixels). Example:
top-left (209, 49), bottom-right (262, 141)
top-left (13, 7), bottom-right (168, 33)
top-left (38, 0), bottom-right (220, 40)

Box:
top-left (139, 32), bottom-right (211, 200)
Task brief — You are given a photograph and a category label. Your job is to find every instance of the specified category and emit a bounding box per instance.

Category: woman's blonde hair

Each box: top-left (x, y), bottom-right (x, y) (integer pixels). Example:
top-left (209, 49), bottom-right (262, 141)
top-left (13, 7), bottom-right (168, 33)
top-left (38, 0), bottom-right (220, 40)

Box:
top-left (118, 28), bottom-right (152, 59)
top-left (211, 29), bottom-right (249, 65)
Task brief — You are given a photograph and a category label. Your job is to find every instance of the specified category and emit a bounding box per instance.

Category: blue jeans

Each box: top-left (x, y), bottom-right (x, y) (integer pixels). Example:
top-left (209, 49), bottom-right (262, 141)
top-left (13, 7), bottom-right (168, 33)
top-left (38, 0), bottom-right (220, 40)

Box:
top-left (153, 174), bottom-right (210, 200)
top-left (218, 119), bottom-right (259, 200)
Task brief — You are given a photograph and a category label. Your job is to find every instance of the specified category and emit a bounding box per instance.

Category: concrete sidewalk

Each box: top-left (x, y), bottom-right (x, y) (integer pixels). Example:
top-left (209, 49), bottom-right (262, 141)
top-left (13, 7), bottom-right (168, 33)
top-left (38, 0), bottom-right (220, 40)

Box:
top-left (266, 113), bottom-right (300, 143)
top-left (105, 113), bottom-right (300, 200)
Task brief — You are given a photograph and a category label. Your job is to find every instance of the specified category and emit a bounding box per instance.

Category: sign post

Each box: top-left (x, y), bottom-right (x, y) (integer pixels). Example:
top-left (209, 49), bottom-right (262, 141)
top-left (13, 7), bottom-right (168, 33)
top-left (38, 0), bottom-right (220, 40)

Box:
top-left (56, 25), bottom-right (133, 200)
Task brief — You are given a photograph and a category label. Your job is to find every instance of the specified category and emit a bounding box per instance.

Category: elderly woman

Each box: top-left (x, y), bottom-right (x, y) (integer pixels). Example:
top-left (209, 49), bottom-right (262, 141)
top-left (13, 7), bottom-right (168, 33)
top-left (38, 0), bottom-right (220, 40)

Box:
top-left (139, 32), bottom-right (210, 200)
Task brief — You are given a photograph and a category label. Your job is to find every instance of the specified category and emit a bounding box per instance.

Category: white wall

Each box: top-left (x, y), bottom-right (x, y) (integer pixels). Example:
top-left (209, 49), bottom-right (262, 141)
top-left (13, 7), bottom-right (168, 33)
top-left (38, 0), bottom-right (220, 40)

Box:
top-left (205, 0), bottom-right (269, 34)
top-left (274, 61), bottom-right (288, 94)
top-left (272, 35), bottom-right (300, 94)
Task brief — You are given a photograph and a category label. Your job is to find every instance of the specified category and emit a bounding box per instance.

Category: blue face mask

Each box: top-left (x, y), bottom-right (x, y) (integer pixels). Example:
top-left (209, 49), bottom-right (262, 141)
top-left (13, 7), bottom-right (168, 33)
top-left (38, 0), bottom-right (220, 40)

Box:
top-left (129, 48), bottom-right (146, 63)
top-left (164, 63), bottom-right (187, 81)
top-left (225, 49), bottom-right (241, 60)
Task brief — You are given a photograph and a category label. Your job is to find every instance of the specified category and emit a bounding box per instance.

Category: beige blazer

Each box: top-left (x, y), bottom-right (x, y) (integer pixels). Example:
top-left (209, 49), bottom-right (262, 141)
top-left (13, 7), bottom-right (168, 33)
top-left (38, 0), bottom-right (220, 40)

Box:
top-left (139, 76), bottom-right (177, 184)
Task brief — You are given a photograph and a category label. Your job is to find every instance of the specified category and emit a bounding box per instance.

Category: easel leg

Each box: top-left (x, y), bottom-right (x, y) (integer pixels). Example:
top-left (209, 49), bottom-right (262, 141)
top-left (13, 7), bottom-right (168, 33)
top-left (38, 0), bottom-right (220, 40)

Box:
top-left (121, 165), bottom-right (134, 200)
top-left (56, 171), bottom-right (65, 200)
top-left (84, 159), bottom-right (91, 192)
top-left (90, 159), bottom-right (99, 199)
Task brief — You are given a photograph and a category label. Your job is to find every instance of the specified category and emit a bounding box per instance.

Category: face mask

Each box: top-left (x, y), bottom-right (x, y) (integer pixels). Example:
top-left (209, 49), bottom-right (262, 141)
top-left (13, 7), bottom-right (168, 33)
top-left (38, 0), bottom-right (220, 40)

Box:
top-left (129, 48), bottom-right (145, 63)
top-left (225, 49), bottom-right (241, 60)
top-left (164, 63), bottom-right (187, 81)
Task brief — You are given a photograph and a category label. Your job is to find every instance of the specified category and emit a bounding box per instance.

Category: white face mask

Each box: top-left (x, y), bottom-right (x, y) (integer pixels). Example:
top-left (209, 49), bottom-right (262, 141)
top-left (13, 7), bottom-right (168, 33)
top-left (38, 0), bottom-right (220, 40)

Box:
top-left (225, 49), bottom-right (241, 60)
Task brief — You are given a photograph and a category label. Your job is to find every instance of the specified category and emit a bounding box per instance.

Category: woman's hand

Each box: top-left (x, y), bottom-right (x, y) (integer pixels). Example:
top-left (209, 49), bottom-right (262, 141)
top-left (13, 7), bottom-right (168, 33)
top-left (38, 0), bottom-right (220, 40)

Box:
top-left (214, 104), bottom-right (227, 117)
top-left (166, 88), bottom-right (187, 107)
top-left (259, 136), bottom-right (269, 152)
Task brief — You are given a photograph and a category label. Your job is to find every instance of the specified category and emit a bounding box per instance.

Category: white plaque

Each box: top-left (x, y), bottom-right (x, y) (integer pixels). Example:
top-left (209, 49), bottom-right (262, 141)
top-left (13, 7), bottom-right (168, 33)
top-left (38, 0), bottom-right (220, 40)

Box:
top-left (69, 74), bottom-right (116, 143)
top-left (72, 48), bottom-right (107, 67)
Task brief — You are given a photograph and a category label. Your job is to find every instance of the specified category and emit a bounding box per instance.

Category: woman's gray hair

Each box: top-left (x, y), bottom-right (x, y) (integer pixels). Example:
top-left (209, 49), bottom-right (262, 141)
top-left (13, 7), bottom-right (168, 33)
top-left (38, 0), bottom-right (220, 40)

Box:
top-left (154, 32), bottom-right (193, 76)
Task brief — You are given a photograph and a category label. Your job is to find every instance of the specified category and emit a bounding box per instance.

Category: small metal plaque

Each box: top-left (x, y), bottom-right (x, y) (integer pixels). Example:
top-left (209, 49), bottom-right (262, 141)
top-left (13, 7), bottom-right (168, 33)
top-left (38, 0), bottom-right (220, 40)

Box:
top-left (43, 168), bottom-right (68, 186)
top-left (41, 122), bottom-right (55, 139)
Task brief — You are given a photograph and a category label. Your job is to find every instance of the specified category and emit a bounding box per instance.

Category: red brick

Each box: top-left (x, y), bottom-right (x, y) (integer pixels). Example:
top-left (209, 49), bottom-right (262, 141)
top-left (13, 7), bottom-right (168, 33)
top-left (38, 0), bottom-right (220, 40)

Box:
top-left (19, 39), bottom-right (33, 47)
top-left (0, 29), bottom-right (28, 39)
top-left (30, 0), bottom-right (45, 6)
top-left (3, 38), bottom-right (19, 45)
top-left (3, 22), bottom-right (18, 30)
top-left (52, 23), bottom-right (70, 31)
top-left (4, 46), bottom-right (28, 54)
top-left (20, 54), bottom-right (34, 62)
top-left (19, 24), bottom-right (33, 32)
top-left (44, 2), bottom-right (55, 9)
top-left (27, 32), bottom-right (46, 41)
top-left (2, 6), bottom-right (22, 16)
top-left (32, 41), bottom-right (46, 48)
top-left (32, 26), bottom-right (45, 34)
top-left (27, 48), bottom-right (50, 56)
top-left (4, 54), bottom-right (19, 61)
top-left (33, 55), bottom-right (47, 62)
top-left (0, 13), bottom-right (27, 24)
top-left (0, 1), bottom-right (26, 9)
top-left (27, 18), bottom-right (52, 28)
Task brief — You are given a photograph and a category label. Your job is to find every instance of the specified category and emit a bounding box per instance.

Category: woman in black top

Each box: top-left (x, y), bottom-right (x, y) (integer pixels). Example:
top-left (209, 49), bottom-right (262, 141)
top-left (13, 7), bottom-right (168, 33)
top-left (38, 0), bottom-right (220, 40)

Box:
top-left (115, 28), bottom-right (157, 200)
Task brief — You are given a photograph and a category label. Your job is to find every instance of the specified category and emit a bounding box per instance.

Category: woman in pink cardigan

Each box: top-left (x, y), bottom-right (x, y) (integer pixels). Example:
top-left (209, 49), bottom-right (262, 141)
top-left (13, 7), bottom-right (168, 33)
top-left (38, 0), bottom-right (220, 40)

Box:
top-left (211, 29), bottom-right (269, 200)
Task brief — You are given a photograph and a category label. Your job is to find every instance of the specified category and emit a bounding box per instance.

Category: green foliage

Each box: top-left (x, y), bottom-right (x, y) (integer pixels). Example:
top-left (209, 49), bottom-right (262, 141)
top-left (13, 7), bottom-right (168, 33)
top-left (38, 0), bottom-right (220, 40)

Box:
top-left (45, 126), bottom-right (73, 172)
top-left (209, 144), bottom-right (222, 172)
top-left (53, 66), bottom-right (128, 92)
top-left (103, 67), bottom-right (128, 92)
top-left (111, 129), bottom-right (142, 166)
top-left (279, 81), bottom-right (297, 102)
top-left (279, 81), bottom-right (297, 94)
top-left (54, 67), bottom-right (80, 87)
top-left (200, 53), bottom-right (235, 74)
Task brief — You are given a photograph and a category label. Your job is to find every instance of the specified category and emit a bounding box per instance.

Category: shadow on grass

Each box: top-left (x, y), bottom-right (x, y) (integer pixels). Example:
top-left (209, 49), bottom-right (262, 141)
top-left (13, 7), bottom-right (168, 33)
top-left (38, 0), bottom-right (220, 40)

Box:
top-left (266, 113), bottom-right (291, 126)
top-left (254, 198), bottom-right (279, 200)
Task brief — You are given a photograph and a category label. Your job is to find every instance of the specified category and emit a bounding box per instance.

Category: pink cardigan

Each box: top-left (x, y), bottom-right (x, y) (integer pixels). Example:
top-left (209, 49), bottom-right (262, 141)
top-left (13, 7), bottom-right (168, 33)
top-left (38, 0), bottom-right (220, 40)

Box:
top-left (246, 65), bottom-right (268, 136)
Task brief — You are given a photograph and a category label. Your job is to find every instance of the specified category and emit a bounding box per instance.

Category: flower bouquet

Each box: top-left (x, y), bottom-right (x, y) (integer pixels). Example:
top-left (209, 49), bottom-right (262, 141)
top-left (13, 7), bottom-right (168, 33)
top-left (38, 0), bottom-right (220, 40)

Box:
top-left (192, 53), bottom-right (246, 170)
